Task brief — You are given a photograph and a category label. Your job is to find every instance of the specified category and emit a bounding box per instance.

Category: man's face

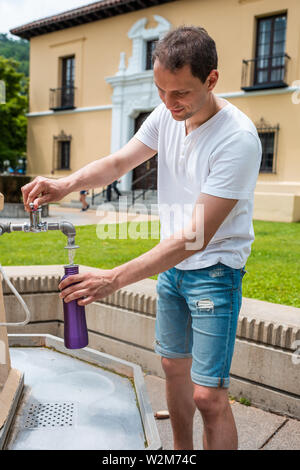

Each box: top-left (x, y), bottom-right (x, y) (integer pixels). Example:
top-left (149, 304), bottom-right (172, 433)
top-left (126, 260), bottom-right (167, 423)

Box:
top-left (153, 59), bottom-right (214, 121)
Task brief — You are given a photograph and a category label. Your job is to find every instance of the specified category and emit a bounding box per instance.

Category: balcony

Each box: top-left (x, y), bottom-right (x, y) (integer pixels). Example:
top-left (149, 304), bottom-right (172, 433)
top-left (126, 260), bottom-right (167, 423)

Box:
top-left (49, 86), bottom-right (76, 111)
top-left (241, 54), bottom-right (290, 92)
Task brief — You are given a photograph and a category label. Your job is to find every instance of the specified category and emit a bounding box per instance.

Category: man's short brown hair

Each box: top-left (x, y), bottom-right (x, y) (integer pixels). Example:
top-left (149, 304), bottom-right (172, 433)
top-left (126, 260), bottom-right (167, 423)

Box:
top-left (152, 26), bottom-right (218, 83)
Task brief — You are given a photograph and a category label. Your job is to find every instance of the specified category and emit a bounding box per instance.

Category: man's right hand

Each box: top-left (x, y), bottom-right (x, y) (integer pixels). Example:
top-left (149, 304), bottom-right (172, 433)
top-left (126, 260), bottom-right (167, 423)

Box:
top-left (21, 176), bottom-right (69, 212)
top-left (21, 137), bottom-right (156, 212)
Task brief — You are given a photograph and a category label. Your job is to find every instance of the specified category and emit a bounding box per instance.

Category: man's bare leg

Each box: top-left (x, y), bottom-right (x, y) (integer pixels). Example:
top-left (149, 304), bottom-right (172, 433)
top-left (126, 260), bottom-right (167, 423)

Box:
top-left (193, 385), bottom-right (238, 450)
top-left (161, 357), bottom-right (196, 450)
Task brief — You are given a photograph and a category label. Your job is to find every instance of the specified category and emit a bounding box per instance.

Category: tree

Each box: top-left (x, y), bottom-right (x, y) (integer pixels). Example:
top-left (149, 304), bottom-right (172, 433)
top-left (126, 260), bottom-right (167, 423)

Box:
top-left (0, 34), bottom-right (29, 77)
top-left (0, 56), bottom-right (28, 169)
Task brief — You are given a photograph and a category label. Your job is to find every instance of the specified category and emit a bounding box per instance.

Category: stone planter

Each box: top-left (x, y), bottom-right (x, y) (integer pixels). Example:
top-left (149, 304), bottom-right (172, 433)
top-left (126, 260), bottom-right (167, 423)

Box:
top-left (3, 265), bottom-right (300, 420)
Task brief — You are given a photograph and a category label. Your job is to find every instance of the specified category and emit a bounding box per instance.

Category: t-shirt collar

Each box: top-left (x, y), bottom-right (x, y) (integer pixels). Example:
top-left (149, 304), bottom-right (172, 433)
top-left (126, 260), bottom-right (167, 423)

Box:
top-left (183, 100), bottom-right (232, 139)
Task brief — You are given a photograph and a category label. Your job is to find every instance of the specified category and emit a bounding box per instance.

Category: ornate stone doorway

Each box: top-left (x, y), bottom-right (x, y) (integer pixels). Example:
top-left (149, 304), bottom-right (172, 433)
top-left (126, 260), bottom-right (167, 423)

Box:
top-left (133, 112), bottom-right (157, 190)
top-left (106, 15), bottom-right (170, 191)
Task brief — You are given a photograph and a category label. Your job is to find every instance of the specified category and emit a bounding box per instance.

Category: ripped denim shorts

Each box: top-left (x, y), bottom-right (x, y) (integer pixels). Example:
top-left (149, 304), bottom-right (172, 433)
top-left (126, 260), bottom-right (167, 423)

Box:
top-left (155, 263), bottom-right (246, 388)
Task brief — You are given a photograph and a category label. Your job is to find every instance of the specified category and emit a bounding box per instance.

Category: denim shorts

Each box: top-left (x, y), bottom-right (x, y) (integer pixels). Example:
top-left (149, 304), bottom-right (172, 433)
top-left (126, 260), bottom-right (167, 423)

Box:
top-left (155, 263), bottom-right (246, 388)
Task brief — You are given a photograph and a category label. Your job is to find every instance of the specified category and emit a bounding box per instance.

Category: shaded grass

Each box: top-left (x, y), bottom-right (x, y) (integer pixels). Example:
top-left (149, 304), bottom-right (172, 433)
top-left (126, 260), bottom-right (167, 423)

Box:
top-left (0, 219), bottom-right (299, 307)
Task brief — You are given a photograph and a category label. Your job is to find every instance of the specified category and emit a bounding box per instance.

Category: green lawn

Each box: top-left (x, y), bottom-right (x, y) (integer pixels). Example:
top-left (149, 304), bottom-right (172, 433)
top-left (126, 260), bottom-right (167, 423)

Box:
top-left (0, 219), bottom-right (299, 308)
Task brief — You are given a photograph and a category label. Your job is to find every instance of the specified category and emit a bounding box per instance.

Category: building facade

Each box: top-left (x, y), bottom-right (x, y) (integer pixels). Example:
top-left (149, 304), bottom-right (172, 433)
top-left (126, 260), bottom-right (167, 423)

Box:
top-left (11, 0), bottom-right (300, 221)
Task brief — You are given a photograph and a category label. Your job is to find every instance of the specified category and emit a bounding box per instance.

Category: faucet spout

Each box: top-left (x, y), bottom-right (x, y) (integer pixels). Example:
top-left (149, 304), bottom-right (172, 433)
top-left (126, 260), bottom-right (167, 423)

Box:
top-left (47, 221), bottom-right (79, 250)
top-left (59, 221), bottom-right (76, 238)
top-left (59, 222), bottom-right (79, 250)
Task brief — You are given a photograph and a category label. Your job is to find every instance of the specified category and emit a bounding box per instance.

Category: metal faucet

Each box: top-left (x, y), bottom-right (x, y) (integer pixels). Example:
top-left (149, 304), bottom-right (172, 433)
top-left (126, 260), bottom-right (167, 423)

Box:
top-left (0, 204), bottom-right (79, 251)
top-left (28, 203), bottom-right (47, 233)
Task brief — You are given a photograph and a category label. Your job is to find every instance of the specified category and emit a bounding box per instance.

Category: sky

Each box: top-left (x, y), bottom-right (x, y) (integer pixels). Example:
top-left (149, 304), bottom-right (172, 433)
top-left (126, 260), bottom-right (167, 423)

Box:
top-left (0, 0), bottom-right (100, 36)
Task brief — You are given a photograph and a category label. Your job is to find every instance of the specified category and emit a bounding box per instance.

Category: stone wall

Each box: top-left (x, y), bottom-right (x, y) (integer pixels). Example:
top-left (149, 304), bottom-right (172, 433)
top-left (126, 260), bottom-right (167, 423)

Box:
top-left (3, 265), bottom-right (300, 419)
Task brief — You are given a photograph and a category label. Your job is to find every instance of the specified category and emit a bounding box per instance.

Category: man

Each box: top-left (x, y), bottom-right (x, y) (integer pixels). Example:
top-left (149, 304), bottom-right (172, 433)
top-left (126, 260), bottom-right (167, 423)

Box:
top-left (106, 180), bottom-right (121, 202)
top-left (22, 26), bottom-right (261, 450)
top-left (79, 190), bottom-right (89, 211)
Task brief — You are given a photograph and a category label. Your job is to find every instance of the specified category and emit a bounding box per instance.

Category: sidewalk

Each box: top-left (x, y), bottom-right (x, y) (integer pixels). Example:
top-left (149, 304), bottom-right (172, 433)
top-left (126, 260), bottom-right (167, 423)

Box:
top-left (0, 204), bottom-right (159, 226)
top-left (50, 204), bottom-right (160, 226)
top-left (144, 374), bottom-right (300, 450)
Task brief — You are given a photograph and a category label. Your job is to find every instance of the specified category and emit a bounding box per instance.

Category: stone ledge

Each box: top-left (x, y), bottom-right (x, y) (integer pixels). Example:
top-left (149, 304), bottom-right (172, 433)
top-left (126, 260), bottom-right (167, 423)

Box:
top-left (3, 283), bottom-right (300, 419)
top-left (237, 315), bottom-right (300, 350)
top-left (2, 265), bottom-right (300, 350)
top-left (2, 275), bottom-right (61, 295)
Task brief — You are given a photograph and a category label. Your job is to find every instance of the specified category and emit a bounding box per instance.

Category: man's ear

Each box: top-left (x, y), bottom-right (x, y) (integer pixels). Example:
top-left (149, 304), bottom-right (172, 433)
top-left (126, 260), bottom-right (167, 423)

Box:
top-left (207, 70), bottom-right (219, 91)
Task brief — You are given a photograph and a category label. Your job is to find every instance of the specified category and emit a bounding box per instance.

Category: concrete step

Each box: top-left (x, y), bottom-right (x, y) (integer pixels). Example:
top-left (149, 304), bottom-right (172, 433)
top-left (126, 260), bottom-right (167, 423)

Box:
top-left (61, 195), bottom-right (159, 215)
top-left (91, 190), bottom-right (158, 204)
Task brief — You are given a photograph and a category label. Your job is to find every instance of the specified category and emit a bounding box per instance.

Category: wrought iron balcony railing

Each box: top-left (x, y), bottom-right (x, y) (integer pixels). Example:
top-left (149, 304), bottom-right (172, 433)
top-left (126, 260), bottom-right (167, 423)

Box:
top-left (241, 54), bottom-right (290, 91)
top-left (49, 86), bottom-right (76, 111)
top-left (131, 167), bottom-right (157, 205)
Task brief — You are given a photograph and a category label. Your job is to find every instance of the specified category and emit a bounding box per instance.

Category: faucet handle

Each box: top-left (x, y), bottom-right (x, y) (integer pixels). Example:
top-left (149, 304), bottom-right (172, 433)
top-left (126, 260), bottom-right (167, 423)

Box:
top-left (29, 202), bottom-right (45, 232)
top-left (29, 202), bottom-right (41, 211)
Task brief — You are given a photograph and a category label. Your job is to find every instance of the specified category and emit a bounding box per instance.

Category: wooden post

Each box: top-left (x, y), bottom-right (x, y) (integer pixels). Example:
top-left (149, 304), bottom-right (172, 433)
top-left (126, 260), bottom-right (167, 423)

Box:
top-left (0, 192), bottom-right (23, 440)
top-left (0, 280), bottom-right (11, 387)
top-left (0, 192), bottom-right (10, 387)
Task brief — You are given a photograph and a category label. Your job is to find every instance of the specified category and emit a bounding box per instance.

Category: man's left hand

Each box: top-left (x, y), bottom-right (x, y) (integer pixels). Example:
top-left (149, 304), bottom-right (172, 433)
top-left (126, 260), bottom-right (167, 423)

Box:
top-left (58, 269), bottom-right (119, 306)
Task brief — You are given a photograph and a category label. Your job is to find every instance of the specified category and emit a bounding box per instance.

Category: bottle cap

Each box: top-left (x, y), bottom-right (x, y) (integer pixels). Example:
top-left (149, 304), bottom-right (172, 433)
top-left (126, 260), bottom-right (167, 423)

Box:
top-left (64, 264), bottom-right (79, 275)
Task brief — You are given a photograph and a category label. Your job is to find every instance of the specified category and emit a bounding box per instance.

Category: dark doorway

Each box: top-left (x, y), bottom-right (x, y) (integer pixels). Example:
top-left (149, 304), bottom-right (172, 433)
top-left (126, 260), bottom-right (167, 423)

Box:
top-left (133, 112), bottom-right (157, 190)
top-left (61, 56), bottom-right (75, 108)
top-left (254, 14), bottom-right (287, 87)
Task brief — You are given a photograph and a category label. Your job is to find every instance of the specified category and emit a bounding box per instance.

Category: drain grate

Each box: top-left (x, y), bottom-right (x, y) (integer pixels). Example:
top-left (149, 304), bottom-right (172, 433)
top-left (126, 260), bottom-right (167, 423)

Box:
top-left (24, 402), bottom-right (76, 429)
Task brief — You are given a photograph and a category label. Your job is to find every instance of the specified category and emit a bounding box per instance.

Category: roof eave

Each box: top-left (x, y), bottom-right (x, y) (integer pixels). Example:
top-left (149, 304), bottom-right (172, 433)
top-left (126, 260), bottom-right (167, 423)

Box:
top-left (10, 0), bottom-right (175, 40)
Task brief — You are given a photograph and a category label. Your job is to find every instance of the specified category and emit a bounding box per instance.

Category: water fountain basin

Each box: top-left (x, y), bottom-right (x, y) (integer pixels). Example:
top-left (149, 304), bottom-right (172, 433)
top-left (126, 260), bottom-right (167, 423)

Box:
top-left (3, 334), bottom-right (161, 450)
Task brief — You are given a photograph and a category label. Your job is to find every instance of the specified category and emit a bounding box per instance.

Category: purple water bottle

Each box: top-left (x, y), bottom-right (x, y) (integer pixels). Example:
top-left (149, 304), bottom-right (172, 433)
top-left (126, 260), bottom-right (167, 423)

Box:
top-left (61, 264), bottom-right (89, 349)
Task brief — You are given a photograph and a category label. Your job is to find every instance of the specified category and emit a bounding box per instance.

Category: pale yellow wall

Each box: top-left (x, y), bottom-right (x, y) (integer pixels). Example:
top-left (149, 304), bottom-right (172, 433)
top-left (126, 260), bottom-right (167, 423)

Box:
top-left (26, 0), bottom-right (300, 213)
top-left (29, 0), bottom-right (300, 111)
top-left (212, 0), bottom-right (300, 94)
top-left (27, 109), bottom-right (111, 176)
top-left (226, 93), bottom-right (300, 183)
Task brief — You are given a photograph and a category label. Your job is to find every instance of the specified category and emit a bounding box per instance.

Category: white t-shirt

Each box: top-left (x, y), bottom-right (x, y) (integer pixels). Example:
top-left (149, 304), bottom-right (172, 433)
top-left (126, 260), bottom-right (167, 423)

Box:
top-left (135, 99), bottom-right (262, 270)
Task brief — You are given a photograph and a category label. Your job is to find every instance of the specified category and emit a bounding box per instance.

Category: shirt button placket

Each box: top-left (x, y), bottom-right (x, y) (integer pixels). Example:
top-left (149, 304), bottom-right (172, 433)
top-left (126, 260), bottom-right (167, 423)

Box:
top-left (181, 139), bottom-right (186, 159)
